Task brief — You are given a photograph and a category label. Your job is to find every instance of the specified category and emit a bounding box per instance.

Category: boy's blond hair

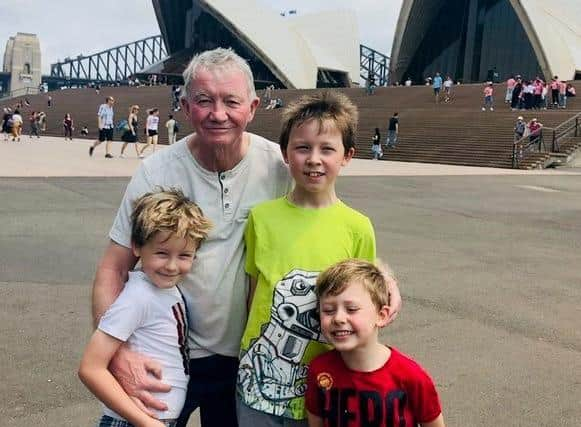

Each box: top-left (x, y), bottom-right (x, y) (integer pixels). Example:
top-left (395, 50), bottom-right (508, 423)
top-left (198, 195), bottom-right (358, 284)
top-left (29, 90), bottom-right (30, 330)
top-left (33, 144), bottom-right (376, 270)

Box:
top-left (131, 188), bottom-right (212, 248)
top-left (279, 91), bottom-right (358, 152)
top-left (316, 259), bottom-right (391, 309)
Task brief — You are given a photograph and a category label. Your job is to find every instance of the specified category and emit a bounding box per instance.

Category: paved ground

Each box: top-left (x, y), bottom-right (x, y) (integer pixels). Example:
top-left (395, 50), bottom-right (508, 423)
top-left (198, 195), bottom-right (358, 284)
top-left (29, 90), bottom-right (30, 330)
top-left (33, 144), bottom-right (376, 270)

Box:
top-left (1, 138), bottom-right (580, 426)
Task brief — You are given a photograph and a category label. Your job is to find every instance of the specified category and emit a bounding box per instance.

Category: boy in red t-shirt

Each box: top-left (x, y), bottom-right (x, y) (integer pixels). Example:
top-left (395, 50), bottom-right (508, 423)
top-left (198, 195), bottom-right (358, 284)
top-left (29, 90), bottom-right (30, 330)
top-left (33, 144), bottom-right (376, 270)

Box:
top-left (306, 259), bottom-right (445, 427)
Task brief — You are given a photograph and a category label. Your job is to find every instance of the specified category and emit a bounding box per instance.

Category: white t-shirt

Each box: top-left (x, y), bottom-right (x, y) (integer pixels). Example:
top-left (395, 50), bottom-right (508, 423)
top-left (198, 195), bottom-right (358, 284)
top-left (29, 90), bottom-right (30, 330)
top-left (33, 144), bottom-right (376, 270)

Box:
top-left (444, 79), bottom-right (453, 88)
top-left (97, 104), bottom-right (114, 129)
top-left (109, 133), bottom-right (292, 358)
top-left (11, 113), bottom-right (23, 125)
top-left (98, 271), bottom-right (189, 420)
top-left (146, 115), bottom-right (160, 131)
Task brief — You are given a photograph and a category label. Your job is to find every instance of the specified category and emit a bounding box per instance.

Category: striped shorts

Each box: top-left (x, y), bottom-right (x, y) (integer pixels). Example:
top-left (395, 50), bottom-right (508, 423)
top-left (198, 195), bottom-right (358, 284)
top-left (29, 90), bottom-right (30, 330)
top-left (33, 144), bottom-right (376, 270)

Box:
top-left (98, 415), bottom-right (177, 427)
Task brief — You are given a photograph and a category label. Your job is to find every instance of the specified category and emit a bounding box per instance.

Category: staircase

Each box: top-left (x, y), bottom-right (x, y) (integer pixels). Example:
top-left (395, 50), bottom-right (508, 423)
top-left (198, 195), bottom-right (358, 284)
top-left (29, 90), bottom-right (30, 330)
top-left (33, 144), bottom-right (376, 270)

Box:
top-left (1, 82), bottom-right (579, 169)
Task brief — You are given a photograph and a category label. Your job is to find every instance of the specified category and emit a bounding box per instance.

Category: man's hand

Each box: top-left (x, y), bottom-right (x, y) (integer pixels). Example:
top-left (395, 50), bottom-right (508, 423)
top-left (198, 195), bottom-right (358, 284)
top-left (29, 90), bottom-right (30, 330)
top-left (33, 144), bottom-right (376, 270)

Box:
top-left (384, 275), bottom-right (402, 324)
top-left (109, 345), bottom-right (172, 416)
top-left (377, 261), bottom-right (402, 324)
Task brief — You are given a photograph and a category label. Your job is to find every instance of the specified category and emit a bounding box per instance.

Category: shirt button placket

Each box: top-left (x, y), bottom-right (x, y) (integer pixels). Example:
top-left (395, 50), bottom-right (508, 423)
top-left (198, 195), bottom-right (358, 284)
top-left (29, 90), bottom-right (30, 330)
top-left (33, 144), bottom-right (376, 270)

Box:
top-left (221, 173), bottom-right (233, 218)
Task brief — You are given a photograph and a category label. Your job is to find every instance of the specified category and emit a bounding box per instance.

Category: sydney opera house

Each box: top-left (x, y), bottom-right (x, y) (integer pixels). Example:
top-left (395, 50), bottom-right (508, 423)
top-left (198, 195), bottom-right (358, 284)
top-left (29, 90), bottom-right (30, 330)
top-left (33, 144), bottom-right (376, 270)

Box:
top-left (151, 0), bottom-right (359, 89)
top-left (390, 0), bottom-right (581, 83)
top-left (150, 0), bottom-right (580, 88)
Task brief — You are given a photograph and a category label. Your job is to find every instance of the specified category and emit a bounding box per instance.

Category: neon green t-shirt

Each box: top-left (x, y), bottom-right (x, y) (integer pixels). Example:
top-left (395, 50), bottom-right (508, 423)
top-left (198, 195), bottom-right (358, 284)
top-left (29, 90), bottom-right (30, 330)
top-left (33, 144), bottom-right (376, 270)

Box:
top-left (237, 196), bottom-right (376, 419)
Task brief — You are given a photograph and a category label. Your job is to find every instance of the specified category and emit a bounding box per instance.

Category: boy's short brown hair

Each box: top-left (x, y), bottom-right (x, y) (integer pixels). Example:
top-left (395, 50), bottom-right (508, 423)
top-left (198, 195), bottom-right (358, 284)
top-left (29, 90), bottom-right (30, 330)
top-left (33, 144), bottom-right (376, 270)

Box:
top-left (316, 259), bottom-right (391, 309)
top-left (279, 91), bottom-right (358, 152)
top-left (131, 188), bottom-right (212, 248)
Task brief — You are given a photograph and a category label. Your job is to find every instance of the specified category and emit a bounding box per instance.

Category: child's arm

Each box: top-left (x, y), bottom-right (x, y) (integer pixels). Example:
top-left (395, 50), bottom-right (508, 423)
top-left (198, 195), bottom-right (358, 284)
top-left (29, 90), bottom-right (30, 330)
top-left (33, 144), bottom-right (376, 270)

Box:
top-left (78, 330), bottom-right (166, 427)
top-left (421, 413), bottom-right (445, 427)
top-left (307, 411), bottom-right (324, 427)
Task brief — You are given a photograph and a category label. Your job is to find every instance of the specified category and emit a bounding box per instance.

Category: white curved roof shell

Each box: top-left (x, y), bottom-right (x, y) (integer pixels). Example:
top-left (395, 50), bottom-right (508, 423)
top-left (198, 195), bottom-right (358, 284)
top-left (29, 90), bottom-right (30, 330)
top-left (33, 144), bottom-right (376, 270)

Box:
top-left (513, 0), bottom-right (581, 79)
top-left (201, 0), bottom-right (359, 88)
top-left (392, 0), bottom-right (581, 81)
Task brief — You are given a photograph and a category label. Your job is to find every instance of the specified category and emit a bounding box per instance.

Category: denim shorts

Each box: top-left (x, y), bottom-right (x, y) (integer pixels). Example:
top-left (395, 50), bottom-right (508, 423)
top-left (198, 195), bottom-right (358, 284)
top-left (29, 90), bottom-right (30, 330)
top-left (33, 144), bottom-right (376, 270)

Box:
top-left (98, 415), bottom-right (177, 427)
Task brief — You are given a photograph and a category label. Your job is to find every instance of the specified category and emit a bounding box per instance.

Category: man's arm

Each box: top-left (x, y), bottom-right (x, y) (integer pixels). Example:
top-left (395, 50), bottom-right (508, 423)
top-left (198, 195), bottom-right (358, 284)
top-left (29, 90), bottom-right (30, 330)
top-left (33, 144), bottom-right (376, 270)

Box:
top-left (376, 261), bottom-right (401, 325)
top-left (92, 240), bottom-right (137, 327)
top-left (91, 240), bottom-right (171, 412)
top-left (247, 276), bottom-right (258, 312)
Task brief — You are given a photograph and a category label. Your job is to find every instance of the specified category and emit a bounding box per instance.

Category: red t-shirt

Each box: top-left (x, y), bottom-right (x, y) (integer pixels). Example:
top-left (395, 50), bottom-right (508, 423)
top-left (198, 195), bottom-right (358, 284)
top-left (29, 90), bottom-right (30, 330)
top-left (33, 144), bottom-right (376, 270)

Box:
top-left (306, 348), bottom-right (442, 426)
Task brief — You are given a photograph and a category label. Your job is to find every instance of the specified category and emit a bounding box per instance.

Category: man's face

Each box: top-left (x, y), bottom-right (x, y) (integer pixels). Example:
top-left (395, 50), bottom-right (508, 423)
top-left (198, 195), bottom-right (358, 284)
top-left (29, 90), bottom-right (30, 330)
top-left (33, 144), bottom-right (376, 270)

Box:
top-left (181, 67), bottom-right (259, 148)
top-left (107, 98), bottom-right (115, 106)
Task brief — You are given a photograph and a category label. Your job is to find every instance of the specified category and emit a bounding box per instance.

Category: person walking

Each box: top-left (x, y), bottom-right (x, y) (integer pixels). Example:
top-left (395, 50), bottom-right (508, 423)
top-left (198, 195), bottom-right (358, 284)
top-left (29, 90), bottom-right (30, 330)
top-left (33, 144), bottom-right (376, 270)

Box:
top-left (433, 72), bottom-right (443, 103)
top-left (386, 112), bottom-right (399, 148)
top-left (29, 111), bottom-right (40, 139)
top-left (505, 75), bottom-right (516, 103)
top-left (514, 116), bottom-right (526, 141)
top-left (550, 76), bottom-right (560, 108)
top-left (165, 114), bottom-right (178, 145)
top-left (38, 111), bottom-right (47, 132)
top-left (527, 118), bottom-right (543, 146)
top-left (89, 96), bottom-right (115, 158)
top-left (11, 109), bottom-right (23, 142)
top-left (120, 105), bottom-right (141, 158)
top-left (371, 127), bottom-right (382, 159)
top-left (482, 82), bottom-right (494, 111)
top-left (559, 80), bottom-right (567, 109)
top-left (443, 75), bottom-right (453, 102)
top-left (2, 108), bottom-right (12, 141)
top-left (63, 113), bottom-right (74, 140)
top-left (139, 108), bottom-right (160, 156)
top-left (511, 79), bottom-right (523, 110)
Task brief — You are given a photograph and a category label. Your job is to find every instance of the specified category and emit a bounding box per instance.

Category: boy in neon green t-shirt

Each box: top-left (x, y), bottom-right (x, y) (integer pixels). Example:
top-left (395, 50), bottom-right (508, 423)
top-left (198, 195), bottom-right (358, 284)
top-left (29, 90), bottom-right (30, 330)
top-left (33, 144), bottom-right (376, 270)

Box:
top-left (237, 92), bottom-right (376, 426)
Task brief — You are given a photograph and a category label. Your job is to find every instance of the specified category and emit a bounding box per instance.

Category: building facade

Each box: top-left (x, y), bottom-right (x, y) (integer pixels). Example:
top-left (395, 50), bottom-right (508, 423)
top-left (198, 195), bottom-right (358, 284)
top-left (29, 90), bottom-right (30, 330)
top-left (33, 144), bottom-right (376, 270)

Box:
top-left (390, 0), bottom-right (581, 84)
top-left (151, 0), bottom-right (359, 89)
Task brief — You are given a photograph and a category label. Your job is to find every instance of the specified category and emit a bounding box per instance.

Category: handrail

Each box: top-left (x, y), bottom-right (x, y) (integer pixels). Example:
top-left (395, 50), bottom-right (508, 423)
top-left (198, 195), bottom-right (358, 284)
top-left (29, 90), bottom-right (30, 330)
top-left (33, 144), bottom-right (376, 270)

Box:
top-left (512, 112), bottom-right (581, 168)
top-left (512, 127), bottom-right (551, 168)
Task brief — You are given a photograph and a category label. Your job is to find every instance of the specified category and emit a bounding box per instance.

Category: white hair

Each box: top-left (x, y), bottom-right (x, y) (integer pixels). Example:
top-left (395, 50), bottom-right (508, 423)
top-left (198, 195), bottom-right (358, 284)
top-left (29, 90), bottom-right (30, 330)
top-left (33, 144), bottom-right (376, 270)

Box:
top-left (182, 48), bottom-right (256, 100)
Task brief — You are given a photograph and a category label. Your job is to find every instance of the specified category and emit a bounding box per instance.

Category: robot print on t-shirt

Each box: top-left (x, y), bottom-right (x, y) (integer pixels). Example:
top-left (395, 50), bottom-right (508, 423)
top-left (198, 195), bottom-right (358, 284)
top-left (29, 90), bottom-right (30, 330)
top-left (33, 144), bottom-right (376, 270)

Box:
top-left (238, 269), bottom-right (325, 417)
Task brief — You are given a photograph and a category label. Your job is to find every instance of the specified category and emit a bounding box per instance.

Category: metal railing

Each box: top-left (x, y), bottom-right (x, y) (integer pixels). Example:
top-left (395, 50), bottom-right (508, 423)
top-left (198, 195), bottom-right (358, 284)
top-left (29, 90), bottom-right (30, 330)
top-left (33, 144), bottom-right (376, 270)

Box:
top-left (548, 112), bottom-right (581, 152)
top-left (512, 112), bottom-right (581, 168)
top-left (360, 45), bottom-right (389, 87)
top-left (50, 35), bottom-right (166, 82)
top-left (512, 128), bottom-right (550, 168)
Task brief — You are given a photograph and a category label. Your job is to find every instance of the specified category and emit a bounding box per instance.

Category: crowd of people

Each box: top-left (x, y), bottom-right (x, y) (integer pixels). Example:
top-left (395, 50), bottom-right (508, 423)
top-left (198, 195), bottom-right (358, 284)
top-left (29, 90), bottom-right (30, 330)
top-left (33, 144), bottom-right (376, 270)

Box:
top-left (2, 107), bottom-right (49, 141)
top-left (88, 96), bottom-right (180, 159)
top-left (505, 75), bottom-right (575, 111)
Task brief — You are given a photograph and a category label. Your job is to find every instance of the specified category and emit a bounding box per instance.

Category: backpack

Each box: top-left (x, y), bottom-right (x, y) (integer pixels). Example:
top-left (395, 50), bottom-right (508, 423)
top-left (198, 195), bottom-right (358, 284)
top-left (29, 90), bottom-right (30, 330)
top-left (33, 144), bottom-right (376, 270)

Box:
top-left (515, 121), bottom-right (525, 135)
top-left (116, 119), bottom-right (129, 132)
top-left (173, 121), bottom-right (179, 133)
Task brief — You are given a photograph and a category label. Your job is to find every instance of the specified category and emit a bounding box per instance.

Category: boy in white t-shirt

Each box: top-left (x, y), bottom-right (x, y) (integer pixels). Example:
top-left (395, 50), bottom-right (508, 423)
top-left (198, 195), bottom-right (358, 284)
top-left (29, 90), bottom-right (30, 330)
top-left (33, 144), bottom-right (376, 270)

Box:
top-left (79, 189), bottom-right (212, 427)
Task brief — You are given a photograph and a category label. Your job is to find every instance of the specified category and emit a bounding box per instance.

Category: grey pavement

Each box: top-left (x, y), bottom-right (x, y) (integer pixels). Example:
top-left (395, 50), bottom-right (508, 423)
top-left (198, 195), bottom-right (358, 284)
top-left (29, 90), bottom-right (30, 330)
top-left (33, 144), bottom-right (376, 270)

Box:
top-left (1, 137), bottom-right (580, 426)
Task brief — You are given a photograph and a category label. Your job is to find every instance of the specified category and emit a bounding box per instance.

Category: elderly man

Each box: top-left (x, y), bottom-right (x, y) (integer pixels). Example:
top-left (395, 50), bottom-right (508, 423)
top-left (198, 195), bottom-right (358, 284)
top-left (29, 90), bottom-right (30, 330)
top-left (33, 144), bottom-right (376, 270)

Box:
top-left (91, 48), bottom-right (401, 427)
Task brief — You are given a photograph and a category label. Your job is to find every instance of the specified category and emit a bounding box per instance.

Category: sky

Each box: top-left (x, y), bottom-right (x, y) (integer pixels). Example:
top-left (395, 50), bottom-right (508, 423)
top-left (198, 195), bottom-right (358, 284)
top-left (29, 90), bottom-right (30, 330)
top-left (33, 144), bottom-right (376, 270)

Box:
top-left (0, 0), bottom-right (403, 75)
